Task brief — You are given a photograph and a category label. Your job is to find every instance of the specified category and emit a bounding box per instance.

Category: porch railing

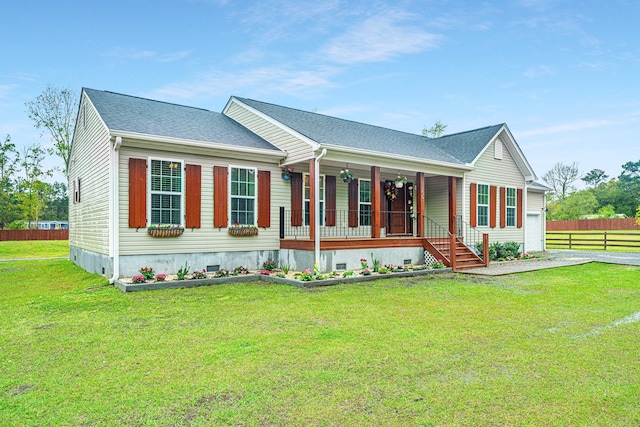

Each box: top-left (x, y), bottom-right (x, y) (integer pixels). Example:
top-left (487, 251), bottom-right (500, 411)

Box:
top-left (423, 216), bottom-right (451, 241)
top-left (456, 215), bottom-right (487, 262)
top-left (280, 208), bottom-right (414, 239)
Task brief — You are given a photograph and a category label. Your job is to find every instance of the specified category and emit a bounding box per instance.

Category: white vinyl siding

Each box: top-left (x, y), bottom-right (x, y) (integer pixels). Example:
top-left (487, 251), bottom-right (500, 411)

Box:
top-left (465, 135), bottom-right (526, 243)
top-left (118, 146), bottom-right (284, 256)
top-left (68, 93), bottom-right (111, 255)
top-left (224, 101), bottom-right (313, 164)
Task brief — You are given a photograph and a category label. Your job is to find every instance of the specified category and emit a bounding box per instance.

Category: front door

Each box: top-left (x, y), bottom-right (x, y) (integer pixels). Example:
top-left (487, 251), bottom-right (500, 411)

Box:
top-left (387, 182), bottom-right (412, 235)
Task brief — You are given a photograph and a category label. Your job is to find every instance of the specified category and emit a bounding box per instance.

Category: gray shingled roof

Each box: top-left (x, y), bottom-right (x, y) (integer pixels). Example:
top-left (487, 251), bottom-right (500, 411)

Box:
top-left (83, 88), bottom-right (281, 152)
top-left (235, 97), bottom-right (467, 165)
top-left (430, 124), bottom-right (504, 164)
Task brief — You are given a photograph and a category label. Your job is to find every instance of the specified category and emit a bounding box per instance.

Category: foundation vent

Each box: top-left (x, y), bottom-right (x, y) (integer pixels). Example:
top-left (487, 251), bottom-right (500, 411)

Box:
top-left (403, 259), bottom-right (412, 266)
top-left (336, 263), bottom-right (347, 271)
top-left (206, 265), bottom-right (220, 272)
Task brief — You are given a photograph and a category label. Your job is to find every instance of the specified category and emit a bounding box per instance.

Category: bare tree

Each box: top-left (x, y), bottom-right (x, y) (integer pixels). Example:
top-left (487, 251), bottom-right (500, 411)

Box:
top-left (25, 85), bottom-right (77, 175)
top-left (543, 162), bottom-right (580, 200)
top-left (422, 120), bottom-right (447, 138)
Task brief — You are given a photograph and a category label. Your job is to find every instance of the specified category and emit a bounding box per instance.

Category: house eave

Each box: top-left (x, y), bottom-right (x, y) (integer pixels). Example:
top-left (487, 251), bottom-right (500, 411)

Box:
top-left (317, 144), bottom-right (473, 172)
top-left (109, 130), bottom-right (286, 158)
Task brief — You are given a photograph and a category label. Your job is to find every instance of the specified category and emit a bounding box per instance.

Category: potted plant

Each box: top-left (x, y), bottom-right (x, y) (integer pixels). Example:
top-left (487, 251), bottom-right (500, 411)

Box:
top-left (281, 167), bottom-right (294, 180)
top-left (340, 168), bottom-right (356, 183)
top-left (147, 223), bottom-right (184, 237)
top-left (394, 175), bottom-right (408, 188)
top-left (228, 222), bottom-right (258, 236)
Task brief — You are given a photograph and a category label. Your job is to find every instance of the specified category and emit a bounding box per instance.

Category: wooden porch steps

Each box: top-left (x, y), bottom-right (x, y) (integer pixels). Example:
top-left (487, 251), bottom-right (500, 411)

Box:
top-left (425, 237), bottom-right (486, 270)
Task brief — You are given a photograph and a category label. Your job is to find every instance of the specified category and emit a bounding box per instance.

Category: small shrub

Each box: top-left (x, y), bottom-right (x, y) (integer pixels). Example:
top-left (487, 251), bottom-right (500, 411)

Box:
top-left (191, 269), bottom-right (207, 279)
top-left (155, 273), bottom-right (166, 282)
top-left (502, 241), bottom-right (521, 258)
top-left (378, 266), bottom-right (389, 274)
top-left (276, 273), bottom-right (286, 278)
top-left (139, 266), bottom-right (155, 281)
top-left (431, 259), bottom-right (446, 269)
top-left (299, 269), bottom-right (314, 281)
top-left (280, 264), bottom-right (290, 274)
top-left (262, 261), bottom-right (277, 271)
top-left (177, 262), bottom-right (190, 280)
top-left (215, 269), bottom-right (229, 278)
top-left (131, 275), bottom-right (145, 283)
top-left (342, 270), bottom-right (355, 278)
top-left (232, 265), bottom-right (249, 275)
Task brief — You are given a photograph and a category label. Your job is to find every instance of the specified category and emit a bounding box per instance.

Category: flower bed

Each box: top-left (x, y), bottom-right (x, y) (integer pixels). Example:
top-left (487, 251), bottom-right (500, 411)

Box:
top-left (115, 264), bottom-right (451, 292)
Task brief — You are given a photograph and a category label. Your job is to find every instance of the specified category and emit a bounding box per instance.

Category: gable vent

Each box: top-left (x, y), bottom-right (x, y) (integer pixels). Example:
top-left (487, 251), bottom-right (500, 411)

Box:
top-left (494, 139), bottom-right (503, 160)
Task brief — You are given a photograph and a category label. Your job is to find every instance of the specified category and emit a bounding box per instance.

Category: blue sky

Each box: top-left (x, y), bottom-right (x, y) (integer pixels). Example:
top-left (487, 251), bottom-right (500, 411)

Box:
top-left (2, 0), bottom-right (639, 184)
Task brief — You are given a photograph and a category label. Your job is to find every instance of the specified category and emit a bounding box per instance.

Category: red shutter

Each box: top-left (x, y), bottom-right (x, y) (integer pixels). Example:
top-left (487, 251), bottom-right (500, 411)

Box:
top-left (490, 185), bottom-right (497, 228)
top-left (325, 175), bottom-right (336, 226)
top-left (348, 179), bottom-right (358, 227)
top-left (469, 183), bottom-right (477, 227)
top-left (185, 164), bottom-right (201, 228)
top-left (213, 166), bottom-right (228, 227)
top-left (290, 172), bottom-right (303, 226)
top-left (257, 170), bottom-right (271, 227)
top-left (517, 188), bottom-right (523, 228)
top-left (500, 187), bottom-right (506, 228)
top-left (128, 158), bottom-right (146, 228)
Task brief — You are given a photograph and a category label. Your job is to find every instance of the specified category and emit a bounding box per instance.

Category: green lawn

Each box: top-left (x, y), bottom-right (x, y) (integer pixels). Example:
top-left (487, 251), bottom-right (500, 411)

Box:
top-left (1, 254), bottom-right (640, 425)
top-left (0, 240), bottom-right (69, 259)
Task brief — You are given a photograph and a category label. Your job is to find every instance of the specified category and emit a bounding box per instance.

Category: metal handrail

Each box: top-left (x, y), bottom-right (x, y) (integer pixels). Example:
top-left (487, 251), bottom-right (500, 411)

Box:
top-left (456, 215), bottom-right (486, 261)
top-left (281, 209), bottom-right (414, 238)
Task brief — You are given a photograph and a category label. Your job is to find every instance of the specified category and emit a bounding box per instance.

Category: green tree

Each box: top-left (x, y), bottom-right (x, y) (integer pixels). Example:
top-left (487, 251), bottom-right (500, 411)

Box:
top-left (422, 120), bottom-right (447, 138)
top-left (581, 168), bottom-right (609, 188)
top-left (43, 182), bottom-right (69, 220)
top-left (25, 85), bottom-right (77, 175)
top-left (543, 162), bottom-right (580, 200)
top-left (617, 160), bottom-right (640, 217)
top-left (547, 190), bottom-right (598, 220)
top-left (0, 134), bottom-right (21, 229)
top-left (17, 143), bottom-right (52, 228)
top-left (595, 204), bottom-right (616, 219)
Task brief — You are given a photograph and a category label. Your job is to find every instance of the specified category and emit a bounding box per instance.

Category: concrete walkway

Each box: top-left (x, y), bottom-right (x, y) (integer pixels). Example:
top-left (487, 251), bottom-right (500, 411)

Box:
top-left (460, 250), bottom-right (640, 276)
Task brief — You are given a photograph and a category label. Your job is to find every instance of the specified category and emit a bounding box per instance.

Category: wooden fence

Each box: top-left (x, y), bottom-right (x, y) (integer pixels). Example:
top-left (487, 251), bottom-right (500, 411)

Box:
top-left (546, 231), bottom-right (640, 251)
top-left (547, 218), bottom-right (640, 231)
top-left (0, 229), bottom-right (69, 241)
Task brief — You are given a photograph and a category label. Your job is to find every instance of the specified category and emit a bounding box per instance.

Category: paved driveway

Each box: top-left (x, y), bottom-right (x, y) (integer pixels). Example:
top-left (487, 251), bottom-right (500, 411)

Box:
top-left (460, 250), bottom-right (640, 276)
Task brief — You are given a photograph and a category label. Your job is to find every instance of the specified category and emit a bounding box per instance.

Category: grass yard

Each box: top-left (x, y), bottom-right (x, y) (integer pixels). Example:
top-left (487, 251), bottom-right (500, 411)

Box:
top-left (0, 240), bottom-right (69, 259)
top-left (1, 254), bottom-right (640, 425)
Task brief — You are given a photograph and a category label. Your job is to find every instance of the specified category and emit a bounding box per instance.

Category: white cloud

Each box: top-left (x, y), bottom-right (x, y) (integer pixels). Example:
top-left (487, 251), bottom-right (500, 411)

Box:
top-left (0, 84), bottom-right (17, 99)
top-left (320, 10), bottom-right (443, 64)
top-left (146, 66), bottom-right (341, 101)
top-left (104, 48), bottom-right (190, 62)
top-left (518, 119), bottom-right (615, 137)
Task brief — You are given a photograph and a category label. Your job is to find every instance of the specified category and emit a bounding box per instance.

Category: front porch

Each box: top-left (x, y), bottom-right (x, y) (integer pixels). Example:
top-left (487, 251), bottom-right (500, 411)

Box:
top-left (279, 208), bottom-right (489, 271)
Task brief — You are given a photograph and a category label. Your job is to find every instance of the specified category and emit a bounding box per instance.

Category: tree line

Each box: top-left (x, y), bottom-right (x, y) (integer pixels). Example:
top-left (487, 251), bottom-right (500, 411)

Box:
top-left (543, 161), bottom-right (640, 223)
top-left (1, 85), bottom-right (75, 229)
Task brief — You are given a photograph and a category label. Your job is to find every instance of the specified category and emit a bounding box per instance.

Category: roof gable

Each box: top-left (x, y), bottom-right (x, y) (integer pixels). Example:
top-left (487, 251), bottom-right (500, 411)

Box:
top-left (83, 88), bottom-right (280, 152)
top-left (232, 97), bottom-right (464, 165)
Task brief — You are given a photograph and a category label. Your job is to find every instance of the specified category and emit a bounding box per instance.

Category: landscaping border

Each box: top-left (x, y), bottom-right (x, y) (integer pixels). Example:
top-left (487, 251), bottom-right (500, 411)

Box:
top-left (114, 267), bottom-right (452, 292)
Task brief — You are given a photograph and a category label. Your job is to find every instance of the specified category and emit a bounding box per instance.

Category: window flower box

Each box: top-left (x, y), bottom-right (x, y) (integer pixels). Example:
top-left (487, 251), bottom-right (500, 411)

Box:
top-left (147, 224), bottom-right (184, 237)
top-left (228, 224), bottom-right (258, 237)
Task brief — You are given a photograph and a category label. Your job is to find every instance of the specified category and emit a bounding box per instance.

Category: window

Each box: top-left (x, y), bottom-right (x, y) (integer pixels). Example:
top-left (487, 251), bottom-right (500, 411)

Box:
top-left (230, 167), bottom-right (256, 225)
top-left (304, 174), bottom-right (325, 226)
top-left (477, 184), bottom-right (489, 226)
top-left (359, 179), bottom-right (371, 226)
top-left (150, 159), bottom-right (182, 225)
top-left (506, 187), bottom-right (516, 227)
